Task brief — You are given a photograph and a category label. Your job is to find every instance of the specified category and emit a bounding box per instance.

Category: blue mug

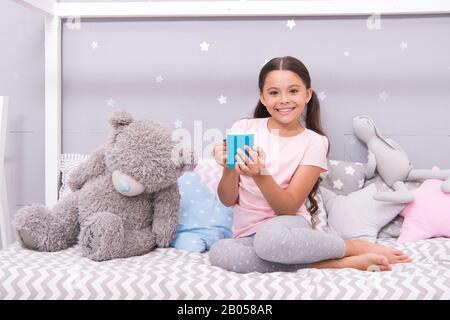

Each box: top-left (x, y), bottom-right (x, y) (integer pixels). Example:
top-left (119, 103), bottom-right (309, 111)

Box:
top-left (226, 133), bottom-right (255, 169)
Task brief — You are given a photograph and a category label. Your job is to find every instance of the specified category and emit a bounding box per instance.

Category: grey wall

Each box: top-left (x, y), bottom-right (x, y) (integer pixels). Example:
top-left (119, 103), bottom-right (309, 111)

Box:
top-left (1, 0), bottom-right (450, 241)
top-left (0, 0), bottom-right (45, 242)
top-left (61, 11), bottom-right (450, 166)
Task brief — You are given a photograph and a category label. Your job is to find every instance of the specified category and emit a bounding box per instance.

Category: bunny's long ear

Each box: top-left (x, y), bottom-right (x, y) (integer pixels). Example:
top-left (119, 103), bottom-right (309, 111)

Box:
top-left (370, 118), bottom-right (396, 150)
top-left (109, 110), bottom-right (133, 129)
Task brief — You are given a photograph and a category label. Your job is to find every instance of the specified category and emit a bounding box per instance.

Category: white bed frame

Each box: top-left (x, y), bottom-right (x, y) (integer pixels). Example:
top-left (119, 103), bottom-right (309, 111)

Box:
top-left (4, 0), bottom-right (450, 246)
top-left (0, 97), bottom-right (11, 248)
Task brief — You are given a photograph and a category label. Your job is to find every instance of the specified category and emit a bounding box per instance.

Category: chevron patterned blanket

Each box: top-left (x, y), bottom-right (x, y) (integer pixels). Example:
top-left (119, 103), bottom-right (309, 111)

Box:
top-left (0, 238), bottom-right (449, 299)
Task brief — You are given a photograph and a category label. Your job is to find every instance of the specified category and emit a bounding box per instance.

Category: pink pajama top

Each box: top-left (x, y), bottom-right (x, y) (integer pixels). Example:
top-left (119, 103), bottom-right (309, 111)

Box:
top-left (229, 117), bottom-right (329, 238)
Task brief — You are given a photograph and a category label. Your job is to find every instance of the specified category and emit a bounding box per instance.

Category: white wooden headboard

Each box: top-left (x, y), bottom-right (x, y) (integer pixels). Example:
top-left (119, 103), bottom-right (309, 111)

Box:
top-left (10, 0), bottom-right (450, 209)
top-left (0, 96), bottom-right (12, 248)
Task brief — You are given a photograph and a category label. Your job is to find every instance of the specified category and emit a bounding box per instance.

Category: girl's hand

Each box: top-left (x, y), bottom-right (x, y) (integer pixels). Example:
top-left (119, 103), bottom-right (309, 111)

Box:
top-left (213, 140), bottom-right (228, 168)
top-left (235, 146), bottom-right (268, 178)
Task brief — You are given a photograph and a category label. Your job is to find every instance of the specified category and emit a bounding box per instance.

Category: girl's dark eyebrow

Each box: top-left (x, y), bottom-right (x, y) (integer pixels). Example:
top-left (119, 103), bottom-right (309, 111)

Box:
top-left (266, 84), bottom-right (301, 90)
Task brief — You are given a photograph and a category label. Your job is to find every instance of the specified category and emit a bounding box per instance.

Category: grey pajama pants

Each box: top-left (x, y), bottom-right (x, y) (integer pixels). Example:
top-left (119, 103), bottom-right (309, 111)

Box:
top-left (209, 215), bottom-right (346, 273)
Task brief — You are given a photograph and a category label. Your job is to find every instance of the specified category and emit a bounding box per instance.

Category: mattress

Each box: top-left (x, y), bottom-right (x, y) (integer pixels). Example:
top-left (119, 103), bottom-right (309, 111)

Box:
top-left (0, 237), bottom-right (449, 300)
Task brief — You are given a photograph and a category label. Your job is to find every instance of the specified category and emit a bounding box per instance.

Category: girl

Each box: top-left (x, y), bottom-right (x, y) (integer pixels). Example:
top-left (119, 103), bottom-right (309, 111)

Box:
top-left (209, 56), bottom-right (411, 273)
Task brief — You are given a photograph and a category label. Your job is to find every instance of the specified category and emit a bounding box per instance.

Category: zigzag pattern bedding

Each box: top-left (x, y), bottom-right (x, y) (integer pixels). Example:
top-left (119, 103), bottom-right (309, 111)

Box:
top-left (0, 238), bottom-right (449, 300)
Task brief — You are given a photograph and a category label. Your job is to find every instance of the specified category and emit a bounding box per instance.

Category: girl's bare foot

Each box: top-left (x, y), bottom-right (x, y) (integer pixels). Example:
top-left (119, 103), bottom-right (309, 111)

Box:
top-left (312, 253), bottom-right (391, 272)
top-left (345, 239), bottom-right (411, 264)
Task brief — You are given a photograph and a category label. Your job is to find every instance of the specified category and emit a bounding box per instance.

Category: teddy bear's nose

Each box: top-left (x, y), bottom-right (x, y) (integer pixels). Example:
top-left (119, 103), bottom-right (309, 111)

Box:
top-left (112, 170), bottom-right (145, 197)
top-left (119, 180), bottom-right (130, 193)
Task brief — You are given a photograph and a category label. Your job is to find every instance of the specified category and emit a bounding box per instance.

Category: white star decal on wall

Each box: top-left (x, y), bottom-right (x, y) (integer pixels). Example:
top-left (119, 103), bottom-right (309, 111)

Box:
top-left (345, 166), bottom-right (356, 175)
top-left (286, 20), bottom-right (296, 30)
top-left (317, 91), bottom-right (327, 101)
top-left (105, 98), bottom-right (115, 107)
top-left (333, 179), bottom-right (344, 190)
top-left (91, 41), bottom-right (99, 49)
top-left (217, 95), bottom-right (227, 104)
top-left (156, 75), bottom-right (164, 83)
top-left (400, 41), bottom-right (408, 50)
top-left (200, 41), bottom-right (210, 51)
top-left (379, 91), bottom-right (388, 101)
top-left (174, 119), bottom-right (183, 128)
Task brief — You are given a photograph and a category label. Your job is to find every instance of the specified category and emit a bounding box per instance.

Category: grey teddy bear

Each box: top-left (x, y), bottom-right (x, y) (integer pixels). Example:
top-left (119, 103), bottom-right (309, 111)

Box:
top-left (14, 110), bottom-right (196, 261)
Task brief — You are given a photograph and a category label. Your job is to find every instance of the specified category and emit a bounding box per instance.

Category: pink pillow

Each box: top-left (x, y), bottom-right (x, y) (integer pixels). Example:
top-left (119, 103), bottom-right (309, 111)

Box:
top-left (398, 179), bottom-right (450, 243)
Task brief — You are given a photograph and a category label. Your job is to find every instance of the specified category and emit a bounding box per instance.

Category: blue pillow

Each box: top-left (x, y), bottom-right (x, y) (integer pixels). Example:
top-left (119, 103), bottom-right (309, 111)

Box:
top-left (170, 172), bottom-right (233, 252)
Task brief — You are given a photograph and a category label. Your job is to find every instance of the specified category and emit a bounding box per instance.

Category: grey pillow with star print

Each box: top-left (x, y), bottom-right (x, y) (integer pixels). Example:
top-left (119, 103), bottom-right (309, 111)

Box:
top-left (320, 159), bottom-right (367, 195)
top-left (319, 176), bottom-right (407, 242)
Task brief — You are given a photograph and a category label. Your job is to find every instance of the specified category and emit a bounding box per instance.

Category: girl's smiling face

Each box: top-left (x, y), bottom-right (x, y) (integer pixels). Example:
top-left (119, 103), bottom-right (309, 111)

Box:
top-left (259, 70), bottom-right (312, 128)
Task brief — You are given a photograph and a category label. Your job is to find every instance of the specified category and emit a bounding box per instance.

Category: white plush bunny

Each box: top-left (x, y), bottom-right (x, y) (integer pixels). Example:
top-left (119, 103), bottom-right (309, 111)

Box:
top-left (353, 116), bottom-right (450, 204)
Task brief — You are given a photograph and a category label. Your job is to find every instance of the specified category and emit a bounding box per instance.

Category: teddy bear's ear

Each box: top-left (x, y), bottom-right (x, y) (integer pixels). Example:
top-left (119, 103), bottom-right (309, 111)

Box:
top-left (109, 110), bottom-right (133, 129)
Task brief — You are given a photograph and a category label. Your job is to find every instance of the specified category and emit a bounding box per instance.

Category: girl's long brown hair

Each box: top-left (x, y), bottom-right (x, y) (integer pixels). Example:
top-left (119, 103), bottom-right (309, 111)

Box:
top-left (253, 56), bottom-right (329, 225)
